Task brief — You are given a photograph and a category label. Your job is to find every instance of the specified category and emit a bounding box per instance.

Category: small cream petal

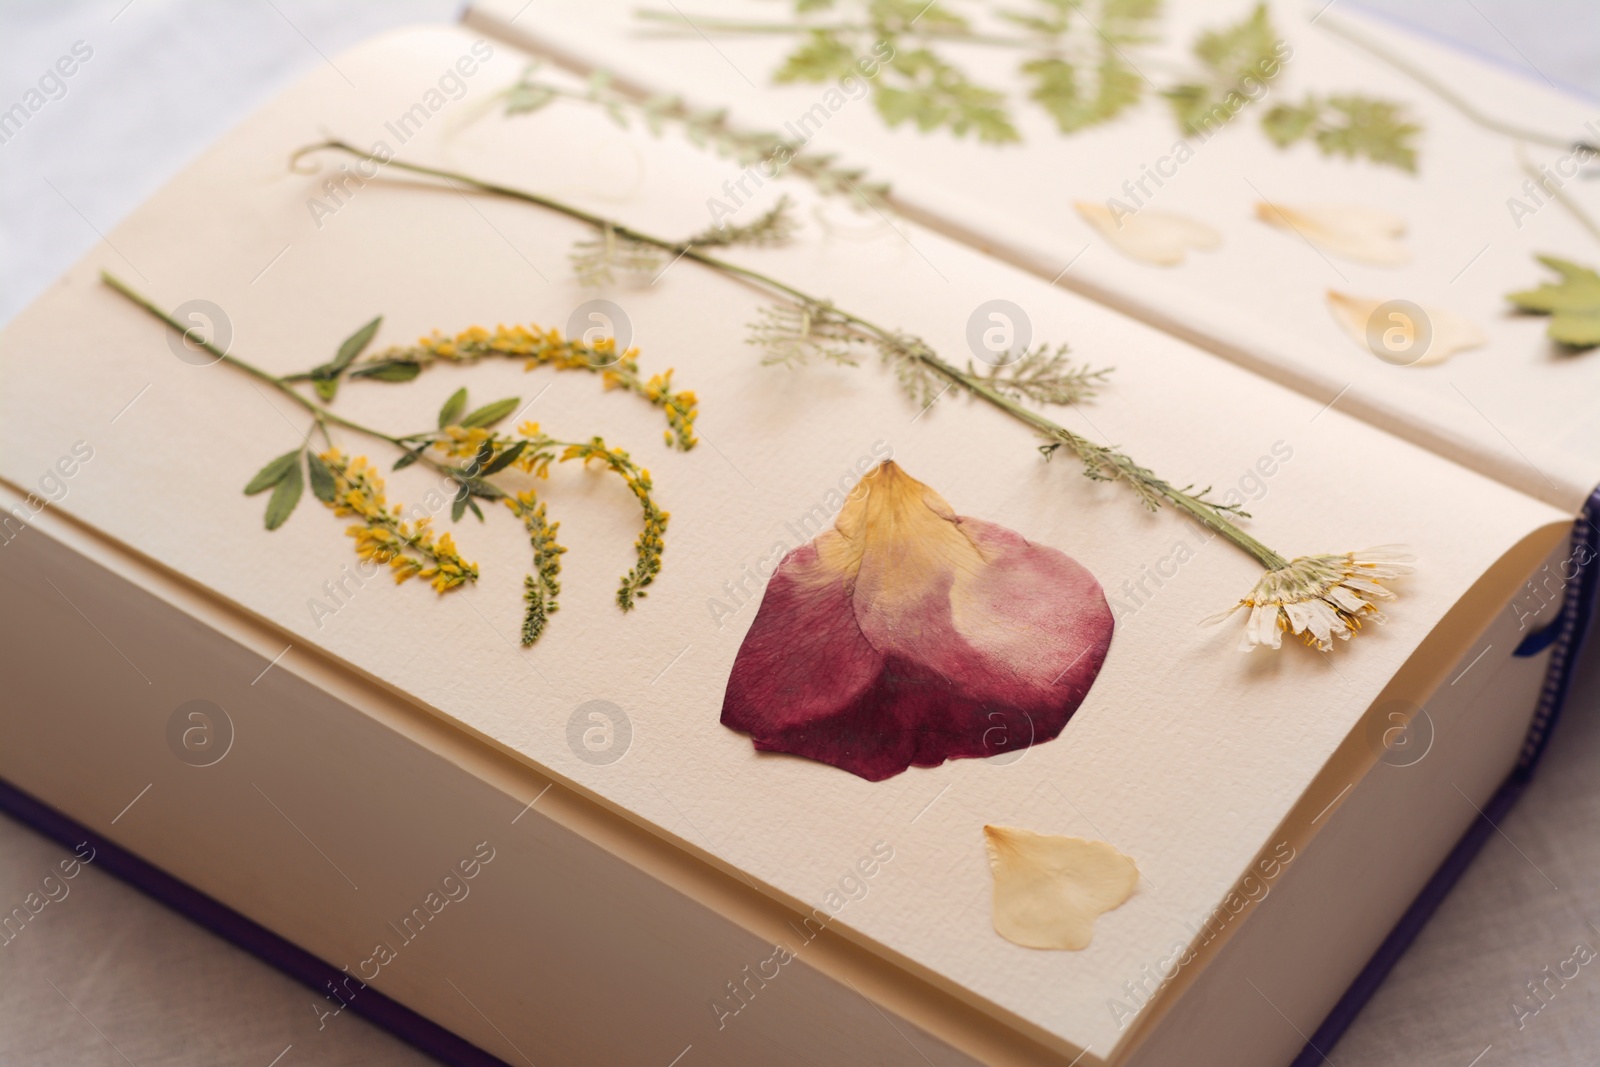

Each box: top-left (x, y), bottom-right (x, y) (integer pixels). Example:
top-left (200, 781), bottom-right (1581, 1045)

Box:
top-left (1327, 291), bottom-right (1485, 367)
top-left (1256, 203), bottom-right (1409, 266)
top-left (984, 826), bottom-right (1139, 951)
top-left (1076, 201), bottom-right (1221, 266)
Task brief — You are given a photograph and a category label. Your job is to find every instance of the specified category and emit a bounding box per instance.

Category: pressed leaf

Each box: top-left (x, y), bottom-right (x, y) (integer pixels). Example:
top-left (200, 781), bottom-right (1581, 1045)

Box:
top-left (451, 491), bottom-right (469, 524)
top-left (332, 316), bottom-right (383, 372)
top-left (1506, 255), bottom-right (1600, 348)
top-left (1263, 94), bottom-right (1419, 172)
top-left (460, 396), bottom-right (520, 429)
top-left (1024, 56), bottom-right (1142, 134)
top-left (306, 450), bottom-right (338, 503)
top-left (393, 448), bottom-right (424, 471)
top-left (774, 30), bottom-right (859, 83)
top-left (1192, 2), bottom-right (1278, 86)
top-left (351, 360), bottom-right (422, 382)
top-left (438, 387), bottom-right (469, 429)
top-left (244, 450), bottom-right (300, 495)
top-left (481, 439), bottom-right (529, 475)
top-left (264, 457), bottom-right (304, 530)
top-left (875, 49), bottom-right (1019, 144)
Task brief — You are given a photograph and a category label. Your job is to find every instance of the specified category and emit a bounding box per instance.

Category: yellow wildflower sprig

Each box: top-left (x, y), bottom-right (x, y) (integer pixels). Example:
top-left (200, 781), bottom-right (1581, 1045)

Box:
top-left (507, 490), bottom-right (565, 646)
top-left (555, 434), bottom-right (669, 610)
top-left (334, 323), bottom-right (699, 451)
top-left (321, 450), bottom-right (480, 592)
top-left (435, 419), bottom-right (670, 614)
top-left (100, 273), bottom-right (683, 647)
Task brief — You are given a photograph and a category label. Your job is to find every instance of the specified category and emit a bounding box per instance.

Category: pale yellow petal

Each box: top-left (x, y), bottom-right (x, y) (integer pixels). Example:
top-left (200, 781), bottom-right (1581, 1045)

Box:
top-left (1326, 291), bottom-right (1485, 366)
top-left (983, 826), bottom-right (1139, 950)
top-left (1255, 203), bottom-right (1409, 265)
top-left (1075, 201), bottom-right (1221, 267)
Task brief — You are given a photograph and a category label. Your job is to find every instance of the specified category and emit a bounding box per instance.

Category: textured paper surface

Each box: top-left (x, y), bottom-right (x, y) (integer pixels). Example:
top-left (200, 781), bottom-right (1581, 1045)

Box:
top-left (0, 26), bottom-right (1567, 1057)
top-left (475, 0), bottom-right (1600, 509)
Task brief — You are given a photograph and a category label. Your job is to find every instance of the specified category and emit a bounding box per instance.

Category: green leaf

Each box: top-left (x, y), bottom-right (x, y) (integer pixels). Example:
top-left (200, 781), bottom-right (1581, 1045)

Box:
top-left (774, 30), bottom-right (860, 84)
top-left (332, 316), bottom-right (382, 373)
top-left (264, 457), bottom-right (304, 530)
top-left (351, 360), bottom-right (421, 382)
top-left (875, 50), bottom-right (1019, 143)
top-left (1259, 94), bottom-right (1419, 172)
top-left (460, 396), bottom-right (520, 429)
top-left (303, 315), bottom-right (382, 402)
top-left (1163, 83), bottom-right (1225, 137)
top-left (306, 451), bottom-right (337, 503)
top-left (481, 440), bottom-right (528, 475)
top-left (1261, 99), bottom-right (1320, 147)
top-left (451, 491), bottom-right (469, 524)
top-left (1315, 95), bottom-right (1419, 172)
top-left (244, 451), bottom-right (300, 495)
top-left (1023, 55), bottom-right (1142, 134)
top-left (393, 448), bottom-right (424, 471)
top-left (1507, 256), bottom-right (1600, 348)
top-left (438, 387), bottom-right (469, 429)
top-left (467, 498), bottom-right (485, 522)
top-left (1192, 2), bottom-right (1279, 87)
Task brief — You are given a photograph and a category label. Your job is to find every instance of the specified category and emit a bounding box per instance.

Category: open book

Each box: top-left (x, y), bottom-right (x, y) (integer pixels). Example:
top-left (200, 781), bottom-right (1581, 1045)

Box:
top-left (0, 13), bottom-right (1590, 1067)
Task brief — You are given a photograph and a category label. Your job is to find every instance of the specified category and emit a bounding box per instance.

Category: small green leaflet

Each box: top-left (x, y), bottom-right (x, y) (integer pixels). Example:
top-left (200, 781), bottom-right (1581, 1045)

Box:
top-left (438, 387), bottom-right (469, 429)
top-left (875, 49), bottom-right (1019, 143)
top-left (460, 396), bottom-right (521, 429)
top-left (307, 316), bottom-right (382, 401)
top-left (244, 450), bottom-right (300, 495)
top-left (1263, 94), bottom-right (1419, 172)
top-left (1163, 3), bottom-right (1282, 138)
top-left (351, 359), bottom-right (421, 382)
top-left (264, 457), bottom-right (304, 530)
top-left (773, 30), bottom-right (860, 83)
top-left (1192, 2), bottom-right (1278, 87)
top-left (481, 440), bottom-right (529, 475)
top-left (1507, 256), bottom-right (1600, 348)
top-left (307, 451), bottom-right (338, 504)
top-left (1023, 56), bottom-right (1141, 134)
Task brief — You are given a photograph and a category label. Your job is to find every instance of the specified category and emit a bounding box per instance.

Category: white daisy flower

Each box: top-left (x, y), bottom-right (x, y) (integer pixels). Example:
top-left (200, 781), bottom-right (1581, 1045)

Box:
top-left (1210, 547), bottom-right (1414, 652)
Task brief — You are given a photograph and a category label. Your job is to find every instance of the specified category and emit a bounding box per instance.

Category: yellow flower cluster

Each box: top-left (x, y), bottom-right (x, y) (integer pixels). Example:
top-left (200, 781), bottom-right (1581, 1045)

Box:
top-left (506, 489), bottom-right (565, 646)
top-left (322, 451), bottom-right (479, 593)
top-left (380, 323), bottom-right (699, 451)
top-left (557, 437), bottom-right (669, 610)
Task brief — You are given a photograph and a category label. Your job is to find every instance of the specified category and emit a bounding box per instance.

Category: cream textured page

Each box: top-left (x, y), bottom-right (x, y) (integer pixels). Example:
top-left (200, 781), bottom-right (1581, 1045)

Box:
top-left (470, 0), bottom-right (1600, 510)
top-left (0, 25), bottom-right (1566, 1059)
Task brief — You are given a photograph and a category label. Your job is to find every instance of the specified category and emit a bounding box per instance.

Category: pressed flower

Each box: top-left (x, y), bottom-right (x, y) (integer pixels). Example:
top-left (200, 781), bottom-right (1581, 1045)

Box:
top-left (1326, 291), bottom-right (1484, 366)
top-left (1254, 203), bottom-right (1409, 265)
top-left (983, 826), bottom-right (1139, 951)
top-left (1075, 201), bottom-right (1222, 266)
top-left (323, 451), bottom-right (480, 592)
top-left (721, 461), bottom-right (1114, 781)
top-left (1209, 547), bottom-right (1413, 652)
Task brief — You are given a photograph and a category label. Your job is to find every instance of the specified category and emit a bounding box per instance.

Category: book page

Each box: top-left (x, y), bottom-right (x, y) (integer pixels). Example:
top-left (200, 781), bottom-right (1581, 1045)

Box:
top-left (0, 25), bottom-right (1569, 1059)
top-left (470, 0), bottom-right (1600, 511)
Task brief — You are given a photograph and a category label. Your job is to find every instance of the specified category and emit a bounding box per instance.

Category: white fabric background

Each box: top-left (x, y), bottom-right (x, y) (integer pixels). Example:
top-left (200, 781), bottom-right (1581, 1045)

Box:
top-left (0, 2), bottom-right (1596, 1064)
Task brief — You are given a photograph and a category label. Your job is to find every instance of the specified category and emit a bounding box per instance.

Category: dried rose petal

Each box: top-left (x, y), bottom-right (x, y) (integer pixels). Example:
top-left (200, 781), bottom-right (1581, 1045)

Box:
top-left (721, 461), bottom-right (1114, 781)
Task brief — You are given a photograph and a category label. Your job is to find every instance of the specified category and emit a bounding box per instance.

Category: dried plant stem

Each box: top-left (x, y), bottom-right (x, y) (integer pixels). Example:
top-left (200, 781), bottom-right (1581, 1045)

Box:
top-left (292, 139), bottom-right (1289, 572)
